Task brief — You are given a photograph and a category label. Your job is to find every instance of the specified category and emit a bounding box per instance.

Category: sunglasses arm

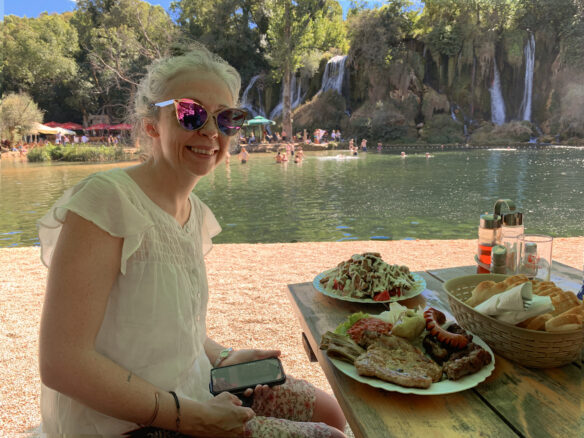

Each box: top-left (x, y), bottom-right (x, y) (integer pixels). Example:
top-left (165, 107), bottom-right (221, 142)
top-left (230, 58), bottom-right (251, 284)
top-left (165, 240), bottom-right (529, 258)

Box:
top-left (152, 100), bottom-right (175, 108)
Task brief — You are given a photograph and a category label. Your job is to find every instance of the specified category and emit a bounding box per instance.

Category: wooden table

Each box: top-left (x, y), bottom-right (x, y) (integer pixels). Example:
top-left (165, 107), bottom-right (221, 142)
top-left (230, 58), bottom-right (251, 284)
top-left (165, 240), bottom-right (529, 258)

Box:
top-left (286, 263), bottom-right (583, 438)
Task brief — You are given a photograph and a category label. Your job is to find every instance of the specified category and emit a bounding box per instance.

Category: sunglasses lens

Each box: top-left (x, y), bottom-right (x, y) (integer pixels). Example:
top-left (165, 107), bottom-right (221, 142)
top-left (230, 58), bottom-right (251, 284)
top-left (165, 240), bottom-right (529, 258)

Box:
top-left (176, 100), bottom-right (207, 131)
top-left (217, 109), bottom-right (247, 136)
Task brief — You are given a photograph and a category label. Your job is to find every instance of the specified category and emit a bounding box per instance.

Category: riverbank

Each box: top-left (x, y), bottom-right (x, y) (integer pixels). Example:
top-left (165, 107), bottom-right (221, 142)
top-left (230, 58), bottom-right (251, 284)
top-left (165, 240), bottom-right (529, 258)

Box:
top-left (1, 238), bottom-right (582, 434)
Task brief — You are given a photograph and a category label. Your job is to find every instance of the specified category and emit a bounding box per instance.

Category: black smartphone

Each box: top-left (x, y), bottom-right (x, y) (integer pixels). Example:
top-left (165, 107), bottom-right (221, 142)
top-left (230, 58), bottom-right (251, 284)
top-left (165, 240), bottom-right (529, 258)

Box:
top-left (209, 357), bottom-right (286, 404)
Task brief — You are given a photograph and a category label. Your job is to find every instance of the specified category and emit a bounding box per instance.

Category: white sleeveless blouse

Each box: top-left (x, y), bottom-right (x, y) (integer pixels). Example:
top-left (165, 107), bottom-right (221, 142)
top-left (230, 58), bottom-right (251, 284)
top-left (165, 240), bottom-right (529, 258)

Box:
top-left (38, 168), bottom-right (221, 434)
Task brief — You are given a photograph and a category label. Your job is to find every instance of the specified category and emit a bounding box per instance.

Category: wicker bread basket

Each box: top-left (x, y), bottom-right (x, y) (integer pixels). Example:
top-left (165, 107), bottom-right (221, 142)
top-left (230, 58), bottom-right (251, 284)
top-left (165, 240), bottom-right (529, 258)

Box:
top-left (443, 274), bottom-right (584, 368)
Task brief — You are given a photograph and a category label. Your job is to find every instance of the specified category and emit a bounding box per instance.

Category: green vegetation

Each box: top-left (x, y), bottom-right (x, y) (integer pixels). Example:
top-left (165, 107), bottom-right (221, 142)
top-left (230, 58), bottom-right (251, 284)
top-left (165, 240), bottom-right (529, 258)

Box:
top-left (0, 93), bottom-right (43, 143)
top-left (27, 145), bottom-right (125, 162)
top-left (0, 0), bottom-right (582, 146)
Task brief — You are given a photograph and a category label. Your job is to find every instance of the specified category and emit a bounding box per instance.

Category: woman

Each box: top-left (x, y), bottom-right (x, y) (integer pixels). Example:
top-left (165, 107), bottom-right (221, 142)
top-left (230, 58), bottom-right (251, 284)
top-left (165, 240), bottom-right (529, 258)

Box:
top-left (38, 45), bottom-right (346, 437)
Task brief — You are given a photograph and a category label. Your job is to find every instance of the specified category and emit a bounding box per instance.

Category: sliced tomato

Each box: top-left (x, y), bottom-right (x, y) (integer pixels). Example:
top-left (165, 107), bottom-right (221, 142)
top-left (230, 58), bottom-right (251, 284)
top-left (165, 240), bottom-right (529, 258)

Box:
top-left (373, 290), bottom-right (390, 301)
top-left (389, 287), bottom-right (402, 297)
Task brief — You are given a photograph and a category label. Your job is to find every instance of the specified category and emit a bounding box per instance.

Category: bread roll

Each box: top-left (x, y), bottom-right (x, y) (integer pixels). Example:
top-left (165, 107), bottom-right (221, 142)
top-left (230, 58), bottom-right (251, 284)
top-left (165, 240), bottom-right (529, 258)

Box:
top-left (549, 292), bottom-right (580, 316)
top-left (531, 281), bottom-right (563, 297)
top-left (545, 313), bottom-right (583, 332)
top-left (518, 313), bottom-right (552, 331)
top-left (466, 275), bottom-right (529, 307)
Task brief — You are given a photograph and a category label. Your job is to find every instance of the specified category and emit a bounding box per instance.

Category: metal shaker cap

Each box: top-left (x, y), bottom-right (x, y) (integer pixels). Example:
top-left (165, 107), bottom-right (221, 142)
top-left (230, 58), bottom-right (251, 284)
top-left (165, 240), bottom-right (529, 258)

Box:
top-left (480, 213), bottom-right (501, 229)
top-left (524, 242), bottom-right (537, 253)
top-left (491, 245), bottom-right (507, 266)
top-left (503, 212), bottom-right (523, 226)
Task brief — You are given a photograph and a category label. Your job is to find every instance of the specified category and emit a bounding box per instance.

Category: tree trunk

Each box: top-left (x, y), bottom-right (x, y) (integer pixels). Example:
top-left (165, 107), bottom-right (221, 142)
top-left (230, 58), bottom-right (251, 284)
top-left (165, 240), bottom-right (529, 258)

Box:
top-left (282, 0), bottom-right (292, 140)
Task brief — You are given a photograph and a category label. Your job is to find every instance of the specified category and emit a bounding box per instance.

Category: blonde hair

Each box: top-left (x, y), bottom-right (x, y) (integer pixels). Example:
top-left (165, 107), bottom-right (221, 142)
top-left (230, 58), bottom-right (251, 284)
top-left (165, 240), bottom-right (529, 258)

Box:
top-left (132, 43), bottom-right (241, 154)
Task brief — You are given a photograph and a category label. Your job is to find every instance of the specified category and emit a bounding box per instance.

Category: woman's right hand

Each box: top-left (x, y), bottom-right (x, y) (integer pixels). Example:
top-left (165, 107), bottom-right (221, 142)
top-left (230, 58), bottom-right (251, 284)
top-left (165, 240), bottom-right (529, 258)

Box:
top-left (184, 392), bottom-right (255, 437)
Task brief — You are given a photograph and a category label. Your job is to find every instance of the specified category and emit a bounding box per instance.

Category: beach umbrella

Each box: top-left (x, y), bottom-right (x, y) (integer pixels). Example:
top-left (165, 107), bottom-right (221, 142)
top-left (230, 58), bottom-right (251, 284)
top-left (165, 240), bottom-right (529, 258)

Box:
top-left (44, 121), bottom-right (62, 128)
top-left (56, 127), bottom-right (76, 135)
top-left (243, 116), bottom-right (275, 142)
top-left (86, 123), bottom-right (111, 130)
top-left (32, 122), bottom-right (60, 134)
top-left (243, 115), bottom-right (276, 126)
top-left (61, 122), bottom-right (84, 130)
top-left (108, 123), bottom-right (133, 130)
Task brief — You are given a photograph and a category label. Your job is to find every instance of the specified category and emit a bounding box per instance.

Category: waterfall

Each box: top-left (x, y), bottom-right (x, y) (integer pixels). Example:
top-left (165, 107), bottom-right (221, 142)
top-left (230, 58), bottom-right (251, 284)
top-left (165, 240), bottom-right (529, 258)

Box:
top-left (518, 33), bottom-right (535, 121)
top-left (240, 75), bottom-right (265, 117)
top-left (269, 74), bottom-right (305, 120)
top-left (241, 75), bottom-right (260, 114)
top-left (489, 58), bottom-right (506, 125)
top-left (318, 55), bottom-right (347, 95)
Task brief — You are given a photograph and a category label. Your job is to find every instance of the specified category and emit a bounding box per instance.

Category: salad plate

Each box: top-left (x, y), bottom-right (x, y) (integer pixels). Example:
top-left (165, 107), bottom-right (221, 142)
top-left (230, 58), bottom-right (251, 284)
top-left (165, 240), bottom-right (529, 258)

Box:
top-left (313, 269), bottom-right (426, 304)
top-left (328, 334), bottom-right (495, 395)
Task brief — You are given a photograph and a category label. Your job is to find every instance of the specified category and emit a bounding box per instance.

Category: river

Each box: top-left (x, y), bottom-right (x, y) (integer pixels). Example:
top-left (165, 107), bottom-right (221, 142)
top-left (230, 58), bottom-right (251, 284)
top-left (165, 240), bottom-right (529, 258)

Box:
top-left (1, 146), bottom-right (583, 247)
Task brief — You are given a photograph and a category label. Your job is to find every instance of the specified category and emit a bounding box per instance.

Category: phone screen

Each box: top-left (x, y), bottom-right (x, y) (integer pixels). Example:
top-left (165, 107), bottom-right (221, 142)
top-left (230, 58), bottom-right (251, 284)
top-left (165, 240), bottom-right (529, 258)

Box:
top-left (210, 357), bottom-right (285, 394)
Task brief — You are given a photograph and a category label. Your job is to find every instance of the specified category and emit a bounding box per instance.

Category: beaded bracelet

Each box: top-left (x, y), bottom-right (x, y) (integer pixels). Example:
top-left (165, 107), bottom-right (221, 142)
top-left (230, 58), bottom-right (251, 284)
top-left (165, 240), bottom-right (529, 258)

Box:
top-left (138, 391), bottom-right (160, 427)
top-left (169, 390), bottom-right (181, 433)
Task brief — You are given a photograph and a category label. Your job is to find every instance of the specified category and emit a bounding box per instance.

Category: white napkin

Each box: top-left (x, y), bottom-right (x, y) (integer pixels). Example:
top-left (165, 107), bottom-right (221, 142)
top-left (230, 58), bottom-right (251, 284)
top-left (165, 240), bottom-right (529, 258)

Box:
top-left (474, 282), bottom-right (554, 325)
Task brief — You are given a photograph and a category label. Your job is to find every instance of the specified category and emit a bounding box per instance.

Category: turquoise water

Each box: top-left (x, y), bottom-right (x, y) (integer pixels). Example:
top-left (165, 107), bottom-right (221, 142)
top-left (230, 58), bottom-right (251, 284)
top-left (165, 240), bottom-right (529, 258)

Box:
top-left (1, 146), bottom-right (583, 247)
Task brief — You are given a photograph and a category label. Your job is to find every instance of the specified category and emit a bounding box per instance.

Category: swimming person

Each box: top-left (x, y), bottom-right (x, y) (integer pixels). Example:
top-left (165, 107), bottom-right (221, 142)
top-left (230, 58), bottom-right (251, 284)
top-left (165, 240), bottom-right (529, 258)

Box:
top-left (38, 44), bottom-right (346, 437)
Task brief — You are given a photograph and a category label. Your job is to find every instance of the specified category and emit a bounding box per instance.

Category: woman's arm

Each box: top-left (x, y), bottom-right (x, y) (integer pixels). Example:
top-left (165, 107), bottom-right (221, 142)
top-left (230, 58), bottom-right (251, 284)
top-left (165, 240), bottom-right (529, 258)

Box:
top-left (204, 337), bottom-right (280, 368)
top-left (40, 212), bottom-right (253, 436)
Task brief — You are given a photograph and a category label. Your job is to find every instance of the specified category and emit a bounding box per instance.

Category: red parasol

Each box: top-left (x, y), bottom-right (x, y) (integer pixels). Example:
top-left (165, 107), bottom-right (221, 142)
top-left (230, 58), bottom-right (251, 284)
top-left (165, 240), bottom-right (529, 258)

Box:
top-left (108, 123), bottom-right (133, 130)
top-left (86, 123), bottom-right (110, 130)
top-left (61, 122), bottom-right (85, 130)
top-left (45, 121), bottom-right (62, 127)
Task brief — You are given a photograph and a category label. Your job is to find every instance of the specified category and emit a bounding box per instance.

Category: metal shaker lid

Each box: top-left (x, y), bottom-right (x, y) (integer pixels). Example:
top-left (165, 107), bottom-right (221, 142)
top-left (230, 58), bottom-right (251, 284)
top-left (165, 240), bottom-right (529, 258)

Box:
top-left (491, 245), bottom-right (507, 266)
top-left (524, 242), bottom-right (537, 253)
top-left (480, 213), bottom-right (501, 229)
top-left (503, 212), bottom-right (523, 226)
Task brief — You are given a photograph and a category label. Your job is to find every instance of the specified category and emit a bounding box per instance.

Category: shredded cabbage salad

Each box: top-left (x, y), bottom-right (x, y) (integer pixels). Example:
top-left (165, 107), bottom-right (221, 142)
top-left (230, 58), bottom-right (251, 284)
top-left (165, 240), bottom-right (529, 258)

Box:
top-left (319, 252), bottom-right (416, 300)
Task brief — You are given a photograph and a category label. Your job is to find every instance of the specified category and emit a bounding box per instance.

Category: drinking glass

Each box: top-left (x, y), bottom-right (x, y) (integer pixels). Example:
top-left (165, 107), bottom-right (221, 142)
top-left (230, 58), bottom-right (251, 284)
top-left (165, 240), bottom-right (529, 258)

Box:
top-left (518, 234), bottom-right (553, 281)
top-left (501, 232), bottom-right (520, 274)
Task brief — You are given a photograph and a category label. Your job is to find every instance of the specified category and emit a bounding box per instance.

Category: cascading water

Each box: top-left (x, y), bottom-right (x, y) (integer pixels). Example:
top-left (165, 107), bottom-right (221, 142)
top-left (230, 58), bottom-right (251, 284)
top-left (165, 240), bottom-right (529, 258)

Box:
top-left (518, 33), bottom-right (535, 122)
top-left (489, 58), bottom-right (506, 125)
top-left (240, 75), bottom-right (265, 117)
top-left (269, 74), bottom-right (304, 120)
top-left (318, 55), bottom-right (347, 95)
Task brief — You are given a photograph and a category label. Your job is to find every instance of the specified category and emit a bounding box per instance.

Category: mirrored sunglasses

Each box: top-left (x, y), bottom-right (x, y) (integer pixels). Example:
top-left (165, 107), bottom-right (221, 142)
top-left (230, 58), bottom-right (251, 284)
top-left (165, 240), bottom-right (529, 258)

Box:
top-left (152, 98), bottom-right (247, 137)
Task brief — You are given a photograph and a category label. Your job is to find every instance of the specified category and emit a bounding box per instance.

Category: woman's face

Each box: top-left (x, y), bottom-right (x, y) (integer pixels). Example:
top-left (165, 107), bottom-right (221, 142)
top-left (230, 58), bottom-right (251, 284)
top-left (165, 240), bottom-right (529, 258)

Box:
top-left (150, 69), bottom-right (235, 179)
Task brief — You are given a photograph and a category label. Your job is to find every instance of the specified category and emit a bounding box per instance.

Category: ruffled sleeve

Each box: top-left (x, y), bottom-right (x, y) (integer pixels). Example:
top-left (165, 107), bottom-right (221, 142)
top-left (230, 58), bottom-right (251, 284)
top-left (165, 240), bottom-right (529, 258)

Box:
top-left (37, 172), bottom-right (154, 275)
top-left (194, 197), bottom-right (221, 256)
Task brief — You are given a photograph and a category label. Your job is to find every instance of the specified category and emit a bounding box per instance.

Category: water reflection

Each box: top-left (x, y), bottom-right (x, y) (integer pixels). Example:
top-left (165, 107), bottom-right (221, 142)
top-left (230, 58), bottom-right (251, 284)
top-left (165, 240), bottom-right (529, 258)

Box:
top-left (1, 147), bottom-right (583, 247)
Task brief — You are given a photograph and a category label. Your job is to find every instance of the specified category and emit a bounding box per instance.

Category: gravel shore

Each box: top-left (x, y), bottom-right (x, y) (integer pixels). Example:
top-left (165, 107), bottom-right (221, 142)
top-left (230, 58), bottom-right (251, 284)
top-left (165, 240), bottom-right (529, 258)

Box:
top-left (1, 238), bottom-right (582, 434)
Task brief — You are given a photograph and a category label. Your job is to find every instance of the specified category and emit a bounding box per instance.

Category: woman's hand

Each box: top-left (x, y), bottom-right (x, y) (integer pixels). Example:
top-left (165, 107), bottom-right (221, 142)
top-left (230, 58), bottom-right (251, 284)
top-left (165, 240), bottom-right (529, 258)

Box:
top-left (220, 349), bottom-right (280, 367)
top-left (184, 392), bottom-right (255, 437)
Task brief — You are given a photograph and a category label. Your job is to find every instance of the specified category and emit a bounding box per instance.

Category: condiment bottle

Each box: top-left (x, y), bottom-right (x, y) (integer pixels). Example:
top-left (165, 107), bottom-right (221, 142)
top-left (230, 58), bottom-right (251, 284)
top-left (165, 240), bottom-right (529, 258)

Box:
top-left (519, 242), bottom-right (538, 279)
top-left (500, 212), bottom-right (523, 274)
top-left (476, 213), bottom-right (501, 274)
top-left (500, 212), bottom-right (524, 244)
top-left (490, 245), bottom-right (508, 274)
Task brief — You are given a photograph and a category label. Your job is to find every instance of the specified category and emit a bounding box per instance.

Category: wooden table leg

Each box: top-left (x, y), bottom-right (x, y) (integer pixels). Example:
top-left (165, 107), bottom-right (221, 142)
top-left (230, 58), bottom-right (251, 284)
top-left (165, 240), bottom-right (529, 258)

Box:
top-left (302, 332), bottom-right (318, 362)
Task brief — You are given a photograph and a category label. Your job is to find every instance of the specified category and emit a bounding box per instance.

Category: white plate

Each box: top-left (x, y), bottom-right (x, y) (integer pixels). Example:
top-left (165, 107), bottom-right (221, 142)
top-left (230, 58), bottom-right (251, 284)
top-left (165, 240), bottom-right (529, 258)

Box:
top-left (329, 334), bottom-right (495, 395)
top-left (313, 269), bottom-right (426, 303)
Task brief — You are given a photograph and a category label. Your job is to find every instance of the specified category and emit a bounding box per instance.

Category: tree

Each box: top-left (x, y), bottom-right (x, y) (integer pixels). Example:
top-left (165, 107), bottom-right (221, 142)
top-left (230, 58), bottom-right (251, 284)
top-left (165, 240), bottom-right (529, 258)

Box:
top-left (0, 14), bottom-right (80, 122)
top-left (72, 0), bottom-right (181, 121)
top-left (0, 93), bottom-right (43, 143)
top-left (266, 0), bottom-right (347, 137)
top-left (172, 0), bottom-right (271, 84)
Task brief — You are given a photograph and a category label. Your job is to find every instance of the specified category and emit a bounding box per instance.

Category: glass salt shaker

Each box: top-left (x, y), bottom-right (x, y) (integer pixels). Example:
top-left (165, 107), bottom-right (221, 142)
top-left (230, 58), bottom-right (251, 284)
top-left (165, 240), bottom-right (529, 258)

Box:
top-left (476, 213), bottom-right (501, 274)
top-left (519, 241), bottom-right (538, 279)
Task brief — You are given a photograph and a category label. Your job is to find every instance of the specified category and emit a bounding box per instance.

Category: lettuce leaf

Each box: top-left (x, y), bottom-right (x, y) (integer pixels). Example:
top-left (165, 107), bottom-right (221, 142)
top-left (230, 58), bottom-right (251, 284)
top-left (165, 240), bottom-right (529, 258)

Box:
top-left (334, 312), bottom-right (370, 337)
